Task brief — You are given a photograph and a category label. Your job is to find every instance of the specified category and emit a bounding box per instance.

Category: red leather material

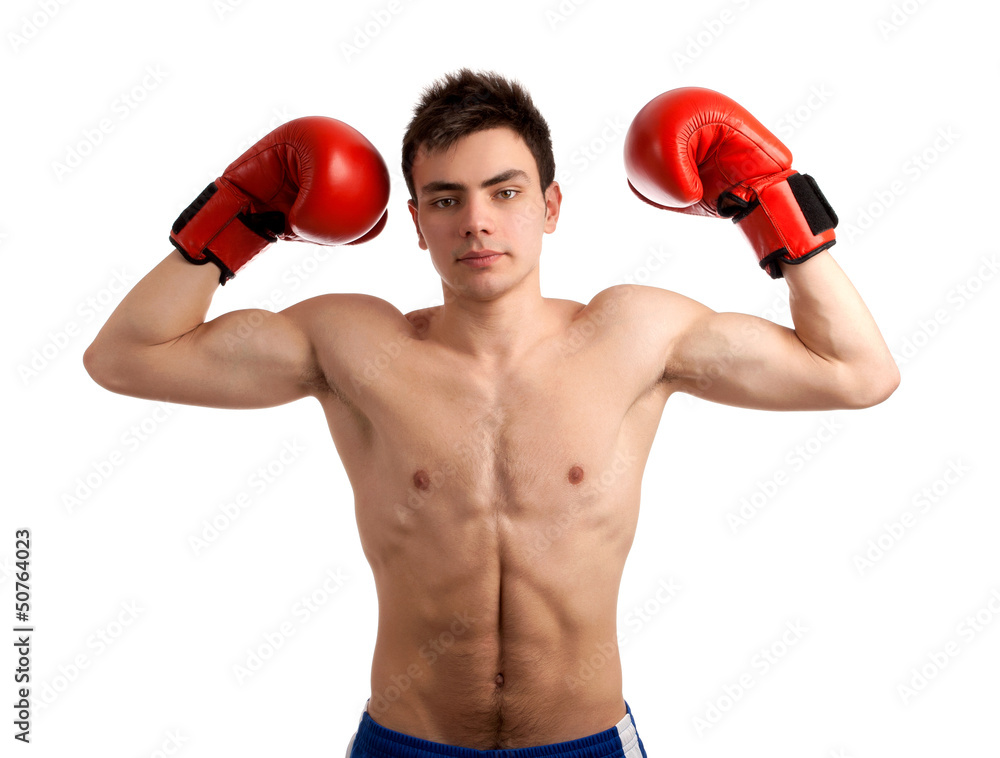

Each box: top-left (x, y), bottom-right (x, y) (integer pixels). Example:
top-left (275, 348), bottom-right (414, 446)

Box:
top-left (624, 87), bottom-right (835, 278)
top-left (722, 171), bottom-right (837, 277)
top-left (223, 116), bottom-right (391, 245)
top-left (170, 116), bottom-right (390, 283)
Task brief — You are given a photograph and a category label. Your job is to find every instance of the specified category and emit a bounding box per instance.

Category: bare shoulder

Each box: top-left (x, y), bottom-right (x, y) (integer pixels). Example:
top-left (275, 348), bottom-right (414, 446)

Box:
top-left (282, 292), bottom-right (417, 338)
top-left (579, 284), bottom-right (708, 333)
top-left (401, 302), bottom-right (440, 335)
top-left (277, 293), bottom-right (421, 398)
top-left (572, 285), bottom-right (717, 390)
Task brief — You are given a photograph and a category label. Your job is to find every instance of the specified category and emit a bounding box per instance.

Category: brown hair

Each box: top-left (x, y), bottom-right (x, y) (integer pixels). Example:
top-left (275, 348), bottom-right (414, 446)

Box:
top-left (401, 68), bottom-right (555, 202)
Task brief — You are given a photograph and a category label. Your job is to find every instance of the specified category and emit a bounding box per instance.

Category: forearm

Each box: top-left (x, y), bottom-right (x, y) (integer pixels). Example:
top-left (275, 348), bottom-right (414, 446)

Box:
top-left (92, 249), bottom-right (220, 349)
top-left (781, 252), bottom-right (899, 398)
top-left (84, 249), bottom-right (319, 406)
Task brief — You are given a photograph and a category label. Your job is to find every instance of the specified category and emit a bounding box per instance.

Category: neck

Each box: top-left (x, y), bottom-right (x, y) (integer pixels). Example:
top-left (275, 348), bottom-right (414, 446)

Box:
top-left (434, 269), bottom-right (551, 362)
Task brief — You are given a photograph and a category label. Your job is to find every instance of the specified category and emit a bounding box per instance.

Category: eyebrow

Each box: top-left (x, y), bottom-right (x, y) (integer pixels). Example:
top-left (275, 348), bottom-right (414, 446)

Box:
top-left (419, 168), bottom-right (531, 197)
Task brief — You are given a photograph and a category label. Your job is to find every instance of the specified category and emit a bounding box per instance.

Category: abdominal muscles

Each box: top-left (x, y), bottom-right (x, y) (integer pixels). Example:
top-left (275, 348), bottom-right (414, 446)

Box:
top-left (337, 315), bottom-right (660, 746)
top-left (356, 427), bottom-right (640, 746)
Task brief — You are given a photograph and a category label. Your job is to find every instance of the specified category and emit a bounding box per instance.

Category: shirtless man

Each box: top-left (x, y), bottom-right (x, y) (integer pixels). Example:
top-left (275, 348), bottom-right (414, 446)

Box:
top-left (84, 69), bottom-right (899, 757)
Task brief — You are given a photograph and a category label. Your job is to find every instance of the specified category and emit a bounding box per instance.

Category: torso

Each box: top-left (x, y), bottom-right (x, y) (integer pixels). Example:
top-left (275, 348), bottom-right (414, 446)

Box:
top-left (311, 286), bottom-right (672, 748)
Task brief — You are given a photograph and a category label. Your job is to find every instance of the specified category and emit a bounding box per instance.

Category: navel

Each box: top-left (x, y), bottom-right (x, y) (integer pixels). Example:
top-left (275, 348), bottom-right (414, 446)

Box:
top-left (568, 465), bottom-right (585, 485)
top-left (494, 673), bottom-right (504, 687)
top-left (413, 469), bottom-right (431, 490)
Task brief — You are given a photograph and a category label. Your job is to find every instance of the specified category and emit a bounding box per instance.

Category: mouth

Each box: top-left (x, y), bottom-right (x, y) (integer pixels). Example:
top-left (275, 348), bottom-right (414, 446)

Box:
top-left (457, 249), bottom-right (504, 261)
top-left (457, 250), bottom-right (505, 268)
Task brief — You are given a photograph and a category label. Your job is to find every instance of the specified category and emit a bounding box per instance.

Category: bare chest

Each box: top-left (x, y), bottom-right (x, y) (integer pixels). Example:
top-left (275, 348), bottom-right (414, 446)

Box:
top-left (323, 332), bottom-right (664, 564)
top-left (369, 348), bottom-right (649, 497)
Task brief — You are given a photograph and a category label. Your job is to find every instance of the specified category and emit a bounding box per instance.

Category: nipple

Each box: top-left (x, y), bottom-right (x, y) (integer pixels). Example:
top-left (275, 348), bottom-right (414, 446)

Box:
top-left (413, 470), bottom-right (431, 490)
top-left (568, 465), bottom-right (584, 485)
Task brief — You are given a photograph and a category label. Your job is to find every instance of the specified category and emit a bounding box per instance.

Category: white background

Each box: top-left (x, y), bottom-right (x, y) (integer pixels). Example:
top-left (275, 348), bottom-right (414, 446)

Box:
top-left (3, 0), bottom-right (999, 756)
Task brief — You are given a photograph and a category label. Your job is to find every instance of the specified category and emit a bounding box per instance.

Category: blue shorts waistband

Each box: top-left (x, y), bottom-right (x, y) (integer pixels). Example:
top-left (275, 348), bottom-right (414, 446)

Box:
top-left (347, 701), bottom-right (647, 758)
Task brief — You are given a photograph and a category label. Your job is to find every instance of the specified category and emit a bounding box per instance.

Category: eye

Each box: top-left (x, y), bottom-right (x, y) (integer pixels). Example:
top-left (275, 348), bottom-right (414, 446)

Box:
top-left (497, 189), bottom-right (519, 200)
top-left (431, 198), bottom-right (456, 209)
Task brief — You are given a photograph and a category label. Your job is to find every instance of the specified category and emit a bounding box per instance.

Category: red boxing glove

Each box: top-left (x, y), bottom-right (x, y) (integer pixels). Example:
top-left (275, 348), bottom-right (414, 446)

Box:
top-left (623, 87), bottom-right (837, 278)
top-left (170, 117), bottom-right (391, 284)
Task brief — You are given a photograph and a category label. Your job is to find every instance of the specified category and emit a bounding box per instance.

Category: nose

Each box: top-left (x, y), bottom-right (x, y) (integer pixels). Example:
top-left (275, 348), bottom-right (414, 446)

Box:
top-left (458, 194), bottom-right (495, 238)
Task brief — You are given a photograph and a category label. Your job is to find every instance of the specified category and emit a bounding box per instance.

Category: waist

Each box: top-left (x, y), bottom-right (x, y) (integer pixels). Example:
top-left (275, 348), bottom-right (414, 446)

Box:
top-left (349, 700), bottom-right (646, 756)
top-left (370, 617), bottom-right (623, 717)
top-left (367, 638), bottom-right (624, 748)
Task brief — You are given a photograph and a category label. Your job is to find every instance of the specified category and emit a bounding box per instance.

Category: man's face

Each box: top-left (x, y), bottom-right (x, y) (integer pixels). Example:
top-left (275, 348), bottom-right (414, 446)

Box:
top-left (407, 127), bottom-right (561, 302)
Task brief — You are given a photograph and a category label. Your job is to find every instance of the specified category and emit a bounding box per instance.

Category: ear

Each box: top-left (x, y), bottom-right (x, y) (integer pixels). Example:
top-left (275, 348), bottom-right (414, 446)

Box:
top-left (407, 199), bottom-right (428, 250)
top-left (543, 181), bottom-right (562, 234)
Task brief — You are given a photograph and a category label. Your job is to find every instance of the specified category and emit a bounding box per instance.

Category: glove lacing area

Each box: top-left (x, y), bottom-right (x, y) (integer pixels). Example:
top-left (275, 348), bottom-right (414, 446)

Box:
top-left (717, 171), bottom-right (839, 278)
